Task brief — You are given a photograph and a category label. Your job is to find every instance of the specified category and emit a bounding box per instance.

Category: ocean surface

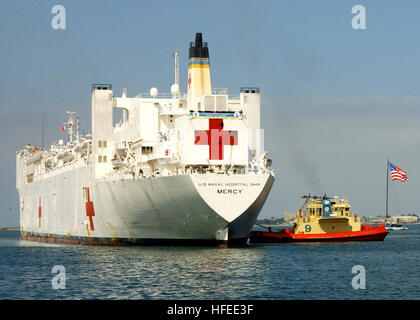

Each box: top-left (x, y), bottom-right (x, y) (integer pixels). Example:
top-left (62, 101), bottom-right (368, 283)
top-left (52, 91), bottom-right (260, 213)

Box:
top-left (0, 226), bottom-right (419, 300)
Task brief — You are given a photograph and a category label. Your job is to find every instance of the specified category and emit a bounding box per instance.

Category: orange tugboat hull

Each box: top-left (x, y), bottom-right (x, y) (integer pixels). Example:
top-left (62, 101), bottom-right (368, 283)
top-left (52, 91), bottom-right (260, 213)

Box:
top-left (250, 224), bottom-right (388, 243)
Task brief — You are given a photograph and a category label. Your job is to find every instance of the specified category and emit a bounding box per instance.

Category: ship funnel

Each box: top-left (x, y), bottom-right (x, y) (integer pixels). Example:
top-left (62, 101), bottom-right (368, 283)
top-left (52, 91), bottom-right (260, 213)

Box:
top-left (187, 32), bottom-right (212, 110)
top-left (188, 33), bottom-right (209, 58)
top-left (196, 33), bottom-right (202, 47)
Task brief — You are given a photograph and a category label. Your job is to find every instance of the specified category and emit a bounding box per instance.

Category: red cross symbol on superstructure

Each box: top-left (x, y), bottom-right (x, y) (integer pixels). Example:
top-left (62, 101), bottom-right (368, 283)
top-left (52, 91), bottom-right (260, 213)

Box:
top-left (194, 119), bottom-right (238, 160)
top-left (188, 72), bottom-right (191, 89)
top-left (85, 187), bottom-right (95, 231)
top-left (38, 197), bottom-right (42, 228)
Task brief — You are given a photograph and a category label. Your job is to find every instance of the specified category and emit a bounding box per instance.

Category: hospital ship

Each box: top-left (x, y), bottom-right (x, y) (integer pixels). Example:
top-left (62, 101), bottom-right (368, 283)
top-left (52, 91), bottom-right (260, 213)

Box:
top-left (16, 33), bottom-right (275, 246)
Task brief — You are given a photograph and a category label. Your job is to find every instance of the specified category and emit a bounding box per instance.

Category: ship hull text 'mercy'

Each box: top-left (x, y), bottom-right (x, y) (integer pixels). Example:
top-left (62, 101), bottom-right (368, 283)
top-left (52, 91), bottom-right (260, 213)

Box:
top-left (16, 33), bottom-right (275, 246)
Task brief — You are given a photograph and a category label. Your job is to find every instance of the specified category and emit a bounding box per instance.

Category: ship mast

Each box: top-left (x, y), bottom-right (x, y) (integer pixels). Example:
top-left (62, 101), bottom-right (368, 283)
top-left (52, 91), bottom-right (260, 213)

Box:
top-left (64, 111), bottom-right (79, 143)
top-left (174, 51), bottom-right (179, 87)
top-left (76, 116), bottom-right (80, 141)
top-left (41, 109), bottom-right (45, 149)
top-left (171, 51), bottom-right (180, 99)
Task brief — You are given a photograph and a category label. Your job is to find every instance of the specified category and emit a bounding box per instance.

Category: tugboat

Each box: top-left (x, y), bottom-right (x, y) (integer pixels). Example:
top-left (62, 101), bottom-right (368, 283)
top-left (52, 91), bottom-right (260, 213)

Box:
top-left (250, 195), bottom-right (388, 243)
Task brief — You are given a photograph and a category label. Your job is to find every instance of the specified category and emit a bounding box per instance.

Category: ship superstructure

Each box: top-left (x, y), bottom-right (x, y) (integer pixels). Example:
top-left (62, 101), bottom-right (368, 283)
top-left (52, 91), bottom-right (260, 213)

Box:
top-left (16, 33), bottom-right (275, 245)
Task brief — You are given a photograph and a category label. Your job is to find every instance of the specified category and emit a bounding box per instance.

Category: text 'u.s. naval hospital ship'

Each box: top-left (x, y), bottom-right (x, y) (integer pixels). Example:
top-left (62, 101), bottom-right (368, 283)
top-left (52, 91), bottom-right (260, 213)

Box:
top-left (16, 33), bottom-right (275, 246)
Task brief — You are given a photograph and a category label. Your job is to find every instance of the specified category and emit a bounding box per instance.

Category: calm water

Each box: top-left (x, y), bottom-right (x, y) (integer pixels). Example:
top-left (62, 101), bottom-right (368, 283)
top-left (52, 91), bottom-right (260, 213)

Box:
top-left (0, 226), bottom-right (419, 300)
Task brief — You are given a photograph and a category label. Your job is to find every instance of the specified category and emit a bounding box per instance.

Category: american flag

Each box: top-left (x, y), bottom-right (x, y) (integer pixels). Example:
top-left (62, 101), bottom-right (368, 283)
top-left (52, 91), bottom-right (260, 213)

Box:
top-left (389, 161), bottom-right (407, 183)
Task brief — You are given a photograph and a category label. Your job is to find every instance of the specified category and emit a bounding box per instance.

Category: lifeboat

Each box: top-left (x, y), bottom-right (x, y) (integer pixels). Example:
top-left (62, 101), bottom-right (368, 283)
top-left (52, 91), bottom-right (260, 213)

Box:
top-left (45, 157), bottom-right (57, 168)
top-left (250, 195), bottom-right (388, 243)
top-left (73, 140), bottom-right (91, 153)
top-left (25, 151), bottom-right (43, 165)
top-left (111, 155), bottom-right (126, 168)
top-left (56, 149), bottom-right (75, 162)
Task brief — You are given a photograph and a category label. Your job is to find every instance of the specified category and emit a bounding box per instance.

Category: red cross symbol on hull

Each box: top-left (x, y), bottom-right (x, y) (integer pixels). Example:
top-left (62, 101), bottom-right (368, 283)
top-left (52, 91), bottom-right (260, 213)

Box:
top-left (85, 187), bottom-right (95, 231)
top-left (38, 197), bottom-right (41, 228)
top-left (194, 119), bottom-right (238, 160)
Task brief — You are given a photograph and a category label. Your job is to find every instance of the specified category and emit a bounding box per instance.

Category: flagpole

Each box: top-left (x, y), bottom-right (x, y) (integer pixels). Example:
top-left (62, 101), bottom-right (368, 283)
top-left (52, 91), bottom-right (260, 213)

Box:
top-left (386, 159), bottom-right (389, 221)
top-left (41, 109), bottom-right (45, 150)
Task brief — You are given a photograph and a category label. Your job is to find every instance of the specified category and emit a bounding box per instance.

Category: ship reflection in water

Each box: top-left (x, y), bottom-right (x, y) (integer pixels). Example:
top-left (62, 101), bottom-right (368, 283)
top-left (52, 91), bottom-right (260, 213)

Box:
top-left (1, 227), bottom-right (420, 299)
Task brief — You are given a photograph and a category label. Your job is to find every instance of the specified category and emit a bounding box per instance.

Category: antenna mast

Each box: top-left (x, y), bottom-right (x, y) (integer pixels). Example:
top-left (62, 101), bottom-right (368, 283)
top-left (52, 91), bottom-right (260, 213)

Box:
top-left (66, 111), bottom-right (75, 143)
top-left (41, 110), bottom-right (45, 149)
top-left (174, 51), bottom-right (179, 86)
top-left (76, 115), bottom-right (80, 142)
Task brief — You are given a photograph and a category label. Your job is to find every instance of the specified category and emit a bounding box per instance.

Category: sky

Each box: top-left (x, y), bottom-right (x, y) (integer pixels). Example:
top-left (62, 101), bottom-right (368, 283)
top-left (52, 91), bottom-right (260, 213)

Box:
top-left (1, 0), bottom-right (420, 226)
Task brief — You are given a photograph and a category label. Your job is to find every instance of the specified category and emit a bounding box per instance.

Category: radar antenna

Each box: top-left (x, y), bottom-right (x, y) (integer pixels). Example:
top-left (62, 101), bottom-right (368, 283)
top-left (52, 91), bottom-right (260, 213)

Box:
top-left (63, 111), bottom-right (79, 143)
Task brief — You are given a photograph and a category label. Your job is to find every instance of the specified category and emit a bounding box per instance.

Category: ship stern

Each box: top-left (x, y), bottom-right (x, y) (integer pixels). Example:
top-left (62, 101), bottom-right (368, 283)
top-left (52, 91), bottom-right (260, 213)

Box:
top-left (191, 173), bottom-right (275, 245)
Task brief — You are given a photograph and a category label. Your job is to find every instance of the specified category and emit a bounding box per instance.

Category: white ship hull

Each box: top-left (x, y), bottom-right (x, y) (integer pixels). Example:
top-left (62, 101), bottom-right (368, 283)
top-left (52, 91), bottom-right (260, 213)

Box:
top-left (19, 168), bottom-right (274, 245)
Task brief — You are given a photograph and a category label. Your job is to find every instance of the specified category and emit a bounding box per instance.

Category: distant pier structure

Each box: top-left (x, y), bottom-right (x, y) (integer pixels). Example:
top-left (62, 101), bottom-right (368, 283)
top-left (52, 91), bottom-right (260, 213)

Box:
top-left (361, 215), bottom-right (418, 225)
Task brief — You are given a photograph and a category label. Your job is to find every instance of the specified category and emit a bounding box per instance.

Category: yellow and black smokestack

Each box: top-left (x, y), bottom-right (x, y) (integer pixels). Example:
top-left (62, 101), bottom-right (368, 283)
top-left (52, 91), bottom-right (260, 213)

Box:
top-left (187, 33), bottom-right (212, 109)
